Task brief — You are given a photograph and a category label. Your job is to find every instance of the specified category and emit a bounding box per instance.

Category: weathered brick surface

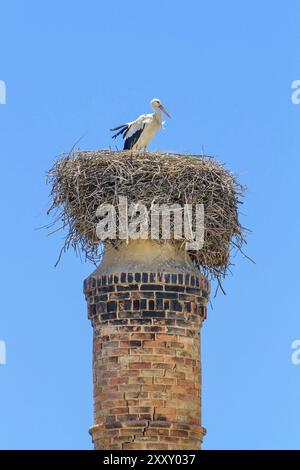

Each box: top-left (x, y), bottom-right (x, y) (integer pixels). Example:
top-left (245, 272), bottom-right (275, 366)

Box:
top-left (84, 272), bottom-right (209, 450)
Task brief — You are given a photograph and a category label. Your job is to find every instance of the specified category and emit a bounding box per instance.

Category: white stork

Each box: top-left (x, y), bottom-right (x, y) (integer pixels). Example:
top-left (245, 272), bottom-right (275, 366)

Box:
top-left (110, 98), bottom-right (171, 151)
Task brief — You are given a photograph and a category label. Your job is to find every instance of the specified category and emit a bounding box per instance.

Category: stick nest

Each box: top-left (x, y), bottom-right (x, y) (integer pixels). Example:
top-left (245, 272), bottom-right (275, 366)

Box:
top-left (47, 150), bottom-right (246, 283)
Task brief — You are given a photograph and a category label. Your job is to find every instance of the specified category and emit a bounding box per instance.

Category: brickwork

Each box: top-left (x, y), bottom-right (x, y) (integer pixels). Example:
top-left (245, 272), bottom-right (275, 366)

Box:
top-left (84, 271), bottom-right (209, 450)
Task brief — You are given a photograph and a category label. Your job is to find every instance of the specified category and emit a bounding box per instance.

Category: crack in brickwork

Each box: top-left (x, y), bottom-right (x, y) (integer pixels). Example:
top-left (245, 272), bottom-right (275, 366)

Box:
top-left (84, 272), bottom-right (209, 450)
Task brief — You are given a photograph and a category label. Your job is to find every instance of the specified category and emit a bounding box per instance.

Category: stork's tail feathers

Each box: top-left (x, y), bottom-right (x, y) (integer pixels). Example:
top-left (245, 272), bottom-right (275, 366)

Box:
top-left (110, 124), bottom-right (129, 139)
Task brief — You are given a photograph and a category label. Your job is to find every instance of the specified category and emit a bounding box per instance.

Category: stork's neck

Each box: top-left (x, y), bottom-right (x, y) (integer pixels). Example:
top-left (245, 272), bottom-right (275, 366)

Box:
top-left (152, 106), bottom-right (163, 123)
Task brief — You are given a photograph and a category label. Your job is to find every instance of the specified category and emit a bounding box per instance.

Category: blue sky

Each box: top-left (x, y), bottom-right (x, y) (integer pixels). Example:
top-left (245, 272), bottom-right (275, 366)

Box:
top-left (0, 0), bottom-right (299, 450)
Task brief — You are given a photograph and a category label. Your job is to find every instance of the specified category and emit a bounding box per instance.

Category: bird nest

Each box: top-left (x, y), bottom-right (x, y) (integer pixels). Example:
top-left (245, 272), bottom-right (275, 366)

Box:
top-left (47, 150), bottom-right (247, 284)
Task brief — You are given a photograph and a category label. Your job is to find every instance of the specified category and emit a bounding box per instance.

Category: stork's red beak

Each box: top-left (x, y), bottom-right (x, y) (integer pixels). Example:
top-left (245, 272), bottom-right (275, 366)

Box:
top-left (159, 104), bottom-right (171, 118)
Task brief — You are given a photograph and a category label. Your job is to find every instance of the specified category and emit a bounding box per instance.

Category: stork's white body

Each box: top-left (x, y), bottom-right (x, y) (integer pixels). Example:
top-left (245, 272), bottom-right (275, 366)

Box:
top-left (127, 111), bottom-right (163, 150)
top-left (110, 98), bottom-right (170, 151)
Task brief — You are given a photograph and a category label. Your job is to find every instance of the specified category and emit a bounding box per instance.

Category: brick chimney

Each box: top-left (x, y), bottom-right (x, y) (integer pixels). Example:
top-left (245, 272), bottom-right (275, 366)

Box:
top-left (84, 240), bottom-right (210, 450)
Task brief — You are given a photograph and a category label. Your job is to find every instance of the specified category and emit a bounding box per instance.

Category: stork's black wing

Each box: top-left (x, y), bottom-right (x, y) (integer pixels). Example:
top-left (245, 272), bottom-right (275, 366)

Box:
top-left (123, 124), bottom-right (145, 150)
top-left (110, 124), bottom-right (129, 139)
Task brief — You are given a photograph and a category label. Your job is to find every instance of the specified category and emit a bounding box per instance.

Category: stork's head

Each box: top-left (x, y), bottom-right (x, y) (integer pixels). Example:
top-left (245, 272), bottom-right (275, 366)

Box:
top-left (150, 98), bottom-right (171, 118)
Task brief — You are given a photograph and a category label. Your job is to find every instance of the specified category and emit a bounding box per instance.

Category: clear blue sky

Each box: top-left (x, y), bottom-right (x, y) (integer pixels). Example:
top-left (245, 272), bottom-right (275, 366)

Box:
top-left (0, 0), bottom-right (299, 450)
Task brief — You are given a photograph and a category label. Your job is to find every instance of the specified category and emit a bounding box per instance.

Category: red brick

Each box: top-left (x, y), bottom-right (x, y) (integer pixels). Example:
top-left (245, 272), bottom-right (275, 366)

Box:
top-left (146, 428), bottom-right (170, 437)
top-left (109, 407), bottom-right (129, 415)
top-left (146, 443), bottom-right (168, 450)
top-left (155, 334), bottom-right (177, 342)
top-left (129, 362), bottom-right (152, 369)
top-left (121, 420), bottom-right (148, 428)
top-left (129, 406), bottom-right (154, 414)
top-left (170, 429), bottom-right (189, 438)
top-left (141, 384), bottom-right (168, 392)
top-left (123, 443), bottom-right (147, 450)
